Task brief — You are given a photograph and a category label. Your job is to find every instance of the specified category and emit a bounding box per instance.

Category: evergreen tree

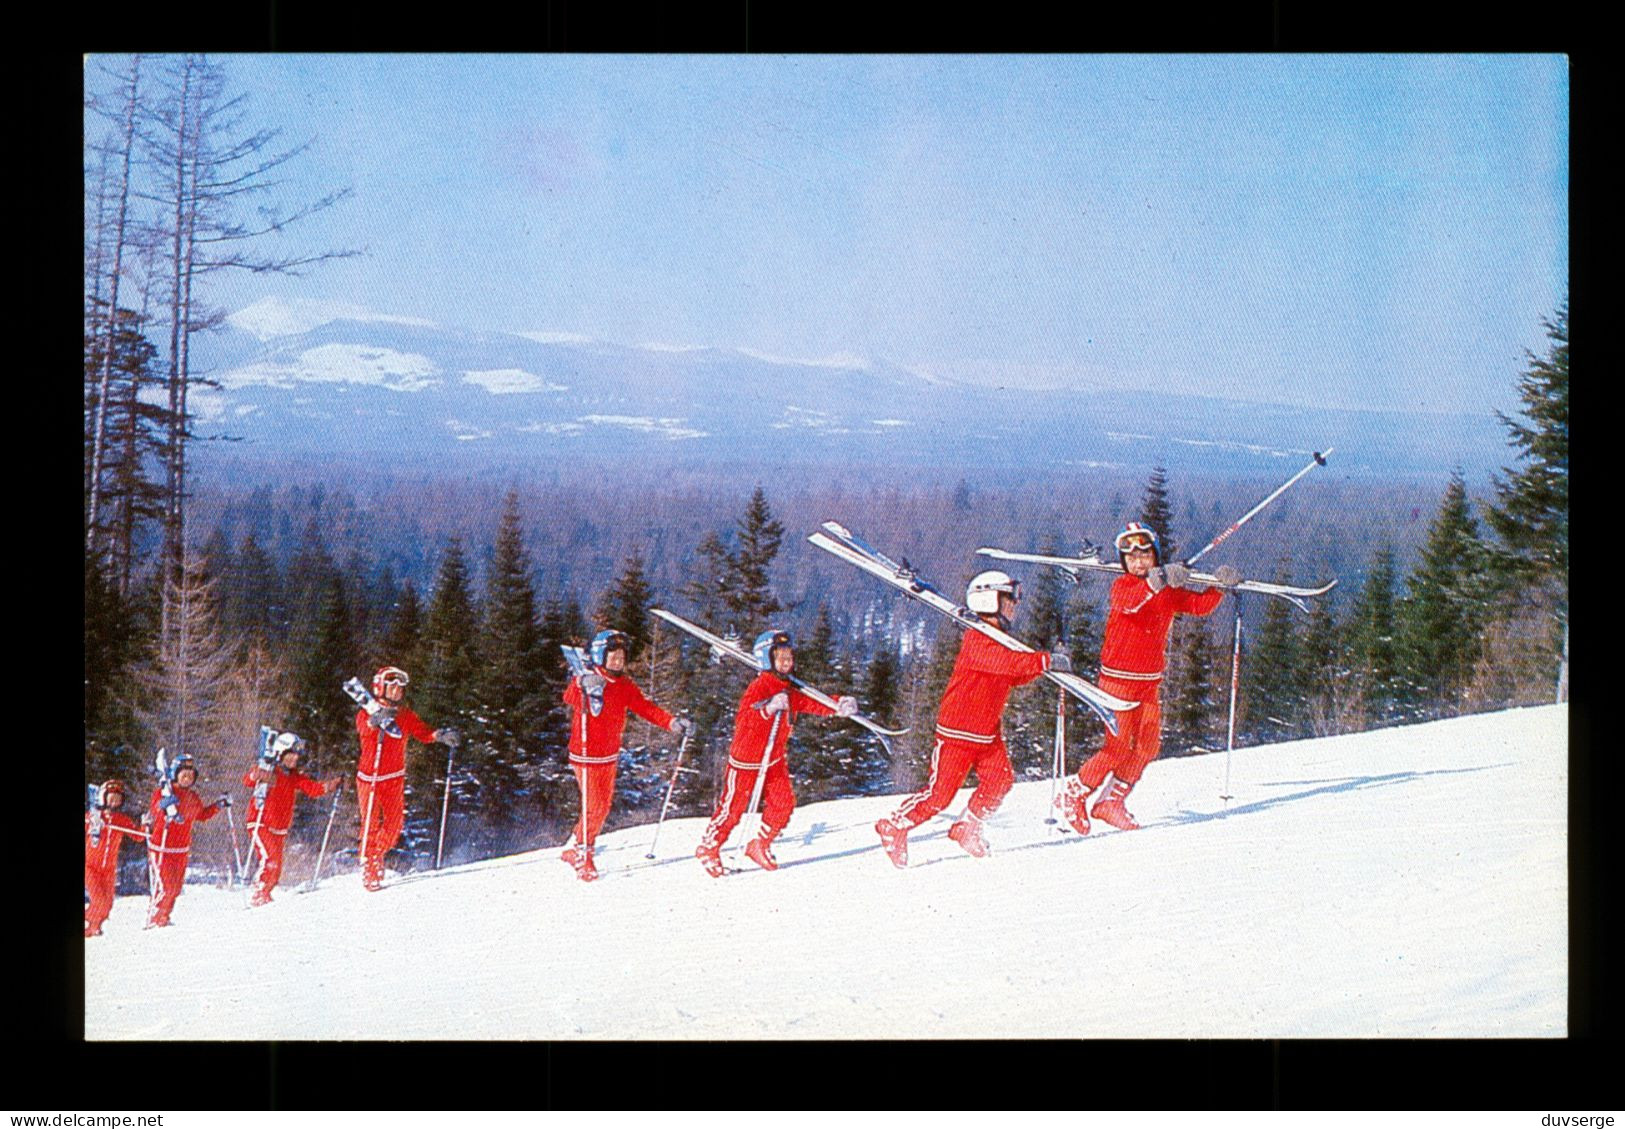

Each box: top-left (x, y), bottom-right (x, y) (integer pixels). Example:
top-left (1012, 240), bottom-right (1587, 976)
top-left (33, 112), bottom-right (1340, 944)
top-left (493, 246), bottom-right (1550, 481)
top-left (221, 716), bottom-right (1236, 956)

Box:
top-left (135, 550), bottom-right (237, 776)
top-left (1241, 566), bottom-right (1302, 744)
top-left (230, 531), bottom-right (283, 643)
top-left (795, 604), bottom-right (837, 687)
top-left (1025, 537), bottom-right (1068, 651)
top-left (679, 530), bottom-right (733, 627)
top-left (1137, 465), bottom-right (1178, 561)
top-left (1346, 545), bottom-right (1401, 727)
top-left (85, 551), bottom-right (144, 750)
top-left (596, 551), bottom-right (655, 658)
top-left (851, 642), bottom-right (902, 794)
top-left (1299, 597), bottom-right (1344, 736)
top-left (1167, 616), bottom-right (1222, 753)
top-left (379, 579), bottom-right (424, 677)
top-left (1485, 302), bottom-right (1568, 589)
top-left (1397, 471), bottom-right (1491, 716)
top-left (416, 537), bottom-right (479, 724)
top-left (289, 570), bottom-right (357, 762)
top-left (723, 486), bottom-right (785, 626)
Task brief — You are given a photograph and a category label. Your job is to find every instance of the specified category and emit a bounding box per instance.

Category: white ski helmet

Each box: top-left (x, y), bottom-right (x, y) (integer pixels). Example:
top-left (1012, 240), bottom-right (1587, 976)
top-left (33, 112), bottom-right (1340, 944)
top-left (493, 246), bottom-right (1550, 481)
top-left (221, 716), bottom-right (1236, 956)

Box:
top-left (590, 629), bottom-right (630, 668)
top-left (1115, 521), bottom-right (1162, 563)
top-left (966, 570), bottom-right (1020, 614)
top-left (753, 629), bottom-right (793, 671)
top-left (272, 732), bottom-right (306, 762)
top-left (373, 666), bottom-right (410, 700)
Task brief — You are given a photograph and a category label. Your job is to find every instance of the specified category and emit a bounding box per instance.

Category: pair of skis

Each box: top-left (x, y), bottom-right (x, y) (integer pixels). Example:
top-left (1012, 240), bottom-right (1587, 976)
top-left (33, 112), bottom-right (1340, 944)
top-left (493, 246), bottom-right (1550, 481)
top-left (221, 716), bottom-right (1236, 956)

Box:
top-left (973, 546), bottom-right (1336, 612)
top-left (807, 522), bottom-right (1137, 734)
top-left (650, 608), bottom-right (909, 756)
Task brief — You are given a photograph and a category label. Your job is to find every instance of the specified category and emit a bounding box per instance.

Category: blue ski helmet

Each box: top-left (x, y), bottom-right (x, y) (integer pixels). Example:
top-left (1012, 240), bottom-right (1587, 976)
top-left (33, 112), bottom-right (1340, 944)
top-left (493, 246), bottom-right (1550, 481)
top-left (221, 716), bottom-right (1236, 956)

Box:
top-left (168, 752), bottom-right (197, 782)
top-left (1115, 522), bottom-right (1162, 564)
top-left (590, 629), bottom-right (630, 667)
top-left (753, 629), bottom-right (793, 671)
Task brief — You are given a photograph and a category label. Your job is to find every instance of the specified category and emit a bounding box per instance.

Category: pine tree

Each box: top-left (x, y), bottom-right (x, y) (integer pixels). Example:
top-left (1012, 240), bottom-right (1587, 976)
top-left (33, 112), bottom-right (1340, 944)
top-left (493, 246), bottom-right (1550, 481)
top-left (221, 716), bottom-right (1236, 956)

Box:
top-left (379, 579), bottom-right (423, 677)
top-left (135, 550), bottom-right (237, 775)
top-left (679, 530), bottom-right (733, 627)
top-left (852, 642), bottom-right (902, 794)
top-left (1485, 302), bottom-right (1568, 589)
top-left (1025, 537), bottom-right (1068, 651)
top-left (85, 551), bottom-right (144, 749)
top-left (230, 531), bottom-right (283, 643)
top-left (1299, 597), bottom-right (1345, 737)
top-left (795, 604), bottom-right (837, 687)
top-left (596, 551), bottom-right (655, 658)
top-left (1137, 465), bottom-right (1178, 561)
top-left (1397, 471), bottom-right (1491, 716)
top-left (724, 486), bottom-right (785, 626)
top-left (417, 537), bottom-right (479, 723)
top-left (1241, 565), bottom-right (1303, 744)
top-left (289, 570), bottom-right (357, 762)
top-left (1167, 616), bottom-right (1222, 753)
top-left (1346, 546), bottom-right (1401, 727)
top-left (474, 494), bottom-right (544, 834)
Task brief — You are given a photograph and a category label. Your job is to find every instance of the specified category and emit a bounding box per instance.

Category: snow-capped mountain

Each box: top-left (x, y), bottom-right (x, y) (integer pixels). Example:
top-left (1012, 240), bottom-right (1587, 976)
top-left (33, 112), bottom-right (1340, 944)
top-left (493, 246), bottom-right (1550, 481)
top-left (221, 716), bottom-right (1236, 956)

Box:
top-left (84, 705), bottom-right (1566, 1040)
top-left (187, 300), bottom-right (1508, 478)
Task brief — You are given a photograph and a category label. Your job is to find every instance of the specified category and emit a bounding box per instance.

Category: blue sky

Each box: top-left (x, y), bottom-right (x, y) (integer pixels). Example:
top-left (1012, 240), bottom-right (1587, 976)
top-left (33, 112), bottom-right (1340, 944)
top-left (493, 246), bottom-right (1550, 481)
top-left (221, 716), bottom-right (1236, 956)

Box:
top-left (85, 54), bottom-right (1568, 416)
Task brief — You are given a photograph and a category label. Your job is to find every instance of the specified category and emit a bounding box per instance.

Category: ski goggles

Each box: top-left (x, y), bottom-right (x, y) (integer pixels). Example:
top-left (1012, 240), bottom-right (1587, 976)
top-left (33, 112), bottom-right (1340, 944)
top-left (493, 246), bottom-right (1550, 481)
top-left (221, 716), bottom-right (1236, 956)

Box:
top-left (1117, 532), bottom-right (1156, 553)
top-left (376, 668), bottom-right (410, 690)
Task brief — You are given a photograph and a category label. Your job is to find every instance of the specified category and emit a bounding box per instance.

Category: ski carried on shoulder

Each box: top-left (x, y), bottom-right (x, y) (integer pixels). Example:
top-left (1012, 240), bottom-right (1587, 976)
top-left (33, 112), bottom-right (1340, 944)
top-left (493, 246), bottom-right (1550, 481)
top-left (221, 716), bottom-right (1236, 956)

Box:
top-left (975, 547), bottom-right (1337, 612)
top-left (560, 644), bottom-right (605, 716)
top-left (651, 607), bottom-right (909, 756)
top-left (808, 522), bottom-right (1135, 734)
top-left (342, 677), bottom-right (403, 738)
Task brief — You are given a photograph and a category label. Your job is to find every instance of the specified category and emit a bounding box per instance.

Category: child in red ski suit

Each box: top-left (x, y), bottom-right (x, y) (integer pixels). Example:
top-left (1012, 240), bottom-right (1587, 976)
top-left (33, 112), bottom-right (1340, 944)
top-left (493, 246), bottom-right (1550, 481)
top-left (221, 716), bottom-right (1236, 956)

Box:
top-left (243, 737), bottom-right (340, 905)
top-left (354, 666), bottom-right (459, 891)
top-left (696, 629), bottom-right (855, 876)
top-left (145, 757), bottom-right (223, 928)
top-left (875, 571), bottom-right (1057, 867)
top-left (1061, 522), bottom-right (1235, 832)
top-left (562, 630), bottom-right (690, 882)
top-left (85, 781), bottom-right (144, 936)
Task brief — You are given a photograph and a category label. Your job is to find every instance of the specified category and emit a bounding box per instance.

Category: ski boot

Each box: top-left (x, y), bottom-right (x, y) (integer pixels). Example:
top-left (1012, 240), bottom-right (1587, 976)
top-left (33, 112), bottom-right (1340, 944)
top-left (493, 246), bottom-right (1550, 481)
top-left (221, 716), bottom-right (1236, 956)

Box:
top-left (1091, 780), bottom-right (1140, 831)
top-left (573, 847), bottom-right (598, 883)
top-left (696, 844), bottom-right (727, 878)
top-left (875, 818), bottom-right (909, 868)
top-left (249, 887), bottom-right (273, 907)
top-left (362, 861), bottom-right (385, 891)
top-left (85, 925), bottom-right (102, 938)
top-left (744, 836), bottom-right (779, 872)
top-left (1060, 778), bottom-right (1093, 836)
top-left (561, 843), bottom-right (580, 868)
top-left (948, 814), bottom-right (989, 858)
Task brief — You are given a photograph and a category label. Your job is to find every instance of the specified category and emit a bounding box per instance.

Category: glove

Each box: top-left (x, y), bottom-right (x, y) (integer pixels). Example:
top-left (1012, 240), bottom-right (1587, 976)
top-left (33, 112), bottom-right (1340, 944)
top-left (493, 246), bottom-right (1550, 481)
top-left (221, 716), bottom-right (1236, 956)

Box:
top-left (763, 691), bottom-right (791, 715)
top-left (1213, 564), bottom-right (1243, 588)
top-left (216, 794), bottom-right (233, 808)
top-left (580, 672), bottom-right (607, 698)
top-left (670, 716), bottom-right (696, 738)
top-left (1048, 650), bottom-right (1073, 674)
top-left (368, 707), bottom-right (397, 731)
top-left (324, 777), bottom-right (343, 794)
top-left (835, 696), bottom-right (859, 718)
top-left (435, 727), bottom-right (463, 748)
top-left (1163, 562), bottom-right (1192, 589)
top-left (1145, 566), bottom-right (1167, 592)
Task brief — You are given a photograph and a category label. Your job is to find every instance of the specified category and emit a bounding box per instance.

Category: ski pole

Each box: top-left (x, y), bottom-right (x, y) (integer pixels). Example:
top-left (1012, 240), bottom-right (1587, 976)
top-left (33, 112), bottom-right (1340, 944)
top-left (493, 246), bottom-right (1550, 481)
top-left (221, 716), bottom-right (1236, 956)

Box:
top-left (306, 776), bottom-right (345, 893)
top-left (435, 741), bottom-right (456, 870)
top-left (223, 801), bottom-right (245, 889)
top-left (1187, 448), bottom-right (1332, 567)
top-left (740, 711), bottom-right (783, 857)
top-left (1047, 688), bottom-right (1065, 829)
top-left (646, 726), bottom-right (696, 859)
top-left (1221, 602), bottom-right (1243, 804)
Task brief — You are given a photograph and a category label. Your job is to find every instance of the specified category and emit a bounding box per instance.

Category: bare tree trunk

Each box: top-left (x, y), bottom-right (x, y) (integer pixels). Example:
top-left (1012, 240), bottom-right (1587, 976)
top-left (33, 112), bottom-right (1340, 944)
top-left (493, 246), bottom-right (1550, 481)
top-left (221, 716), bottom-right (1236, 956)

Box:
top-left (86, 54), bottom-right (141, 553)
top-left (160, 57), bottom-right (194, 644)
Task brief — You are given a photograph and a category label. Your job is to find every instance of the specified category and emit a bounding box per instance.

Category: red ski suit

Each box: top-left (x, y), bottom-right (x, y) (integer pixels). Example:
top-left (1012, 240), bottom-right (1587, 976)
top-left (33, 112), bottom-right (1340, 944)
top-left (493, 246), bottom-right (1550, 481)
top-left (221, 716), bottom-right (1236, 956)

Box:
top-left (243, 767), bottom-right (328, 898)
top-left (145, 786), bottom-right (221, 926)
top-left (563, 671), bottom-right (675, 847)
top-left (354, 706), bottom-right (437, 878)
top-left (1079, 573), bottom-right (1223, 788)
top-left (699, 671), bottom-right (835, 852)
top-left (85, 809), bottom-right (143, 935)
top-left (890, 629), bottom-right (1052, 829)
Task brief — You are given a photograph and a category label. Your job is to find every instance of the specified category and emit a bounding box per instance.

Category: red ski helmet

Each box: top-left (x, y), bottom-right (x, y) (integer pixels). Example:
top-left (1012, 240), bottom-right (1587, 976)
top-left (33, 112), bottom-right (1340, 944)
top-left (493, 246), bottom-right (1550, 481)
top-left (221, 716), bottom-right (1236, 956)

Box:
top-left (97, 780), bottom-right (125, 807)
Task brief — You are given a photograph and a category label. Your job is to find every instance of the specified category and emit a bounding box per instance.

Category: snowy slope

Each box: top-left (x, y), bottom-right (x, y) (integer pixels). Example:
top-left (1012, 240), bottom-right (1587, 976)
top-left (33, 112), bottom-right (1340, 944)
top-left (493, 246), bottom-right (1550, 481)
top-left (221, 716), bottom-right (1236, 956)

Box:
top-left (84, 705), bottom-right (1567, 1041)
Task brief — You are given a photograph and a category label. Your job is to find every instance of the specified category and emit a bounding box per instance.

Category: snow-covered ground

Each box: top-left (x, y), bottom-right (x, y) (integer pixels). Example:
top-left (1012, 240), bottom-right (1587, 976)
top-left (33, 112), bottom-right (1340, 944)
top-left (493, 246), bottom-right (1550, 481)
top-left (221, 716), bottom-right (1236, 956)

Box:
top-left (85, 705), bottom-right (1567, 1040)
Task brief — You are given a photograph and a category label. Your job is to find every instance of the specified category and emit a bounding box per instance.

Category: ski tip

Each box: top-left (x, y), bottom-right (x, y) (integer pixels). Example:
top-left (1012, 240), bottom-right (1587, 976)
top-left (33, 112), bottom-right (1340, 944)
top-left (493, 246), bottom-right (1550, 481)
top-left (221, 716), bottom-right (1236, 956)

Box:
top-left (822, 520), bottom-right (853, 538)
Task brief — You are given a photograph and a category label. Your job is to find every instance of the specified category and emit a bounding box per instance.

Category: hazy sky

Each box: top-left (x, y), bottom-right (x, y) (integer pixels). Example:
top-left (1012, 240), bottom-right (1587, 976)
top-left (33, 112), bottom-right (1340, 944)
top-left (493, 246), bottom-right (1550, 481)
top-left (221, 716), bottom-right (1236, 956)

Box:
top-left (84, 54), bottom-right (1568, 416)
